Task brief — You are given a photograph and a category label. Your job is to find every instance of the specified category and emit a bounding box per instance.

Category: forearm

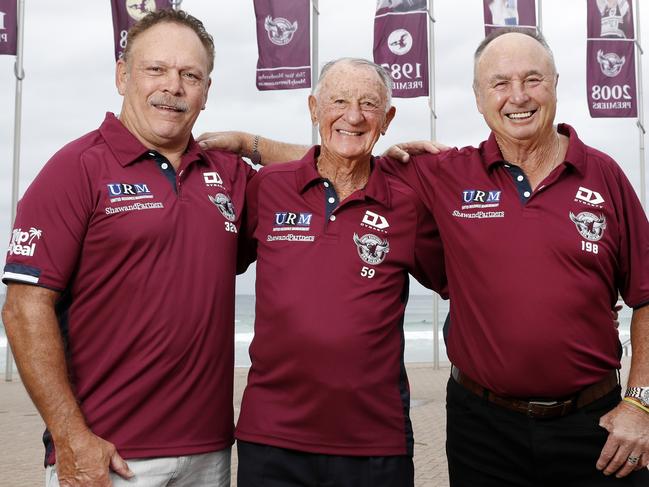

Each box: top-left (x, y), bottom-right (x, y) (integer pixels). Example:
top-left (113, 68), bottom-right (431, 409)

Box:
top-left (197, 130), bottom-right (309, 165)
top-left (627, 304), bottom-right (649, 387)
top-left (2, 285), bottom-right (89, 442)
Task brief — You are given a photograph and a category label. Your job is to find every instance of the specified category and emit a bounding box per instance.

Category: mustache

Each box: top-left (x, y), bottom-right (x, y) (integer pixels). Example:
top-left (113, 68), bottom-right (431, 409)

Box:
top-left (148, 94), bottom-right (189, 112)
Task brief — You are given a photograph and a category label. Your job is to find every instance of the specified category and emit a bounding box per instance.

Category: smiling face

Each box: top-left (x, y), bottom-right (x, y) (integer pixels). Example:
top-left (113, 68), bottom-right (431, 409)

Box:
top-left (309, 61), bottom-right (396, 163)
top-left (116, 21), bottom-right (211, 151)
top-left (473, 33), bottom-right (558, 145)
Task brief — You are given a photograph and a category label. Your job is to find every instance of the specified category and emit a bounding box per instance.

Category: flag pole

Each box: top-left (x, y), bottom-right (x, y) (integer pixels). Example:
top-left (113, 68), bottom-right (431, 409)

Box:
top-left (170, 0), bottom-right (182, 10)
top-left (427, 0), bottom-right (440, 370)
top-left (5, 0), bottom-right (25, 382)
top-left (635, 0), bottom-right (646, 210)
top-left (537, 0), bottom-right (542, 32)
top-left (311, 0), bottom-right (319, 146)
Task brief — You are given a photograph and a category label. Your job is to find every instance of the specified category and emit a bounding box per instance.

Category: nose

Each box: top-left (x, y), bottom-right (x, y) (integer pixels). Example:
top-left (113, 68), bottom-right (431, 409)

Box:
top-left (509, 80), bottom-right (530, 105)
top-left (343, 101), bottom-right (364, 125)
top-left (163, 70), bottom-right (183, 96)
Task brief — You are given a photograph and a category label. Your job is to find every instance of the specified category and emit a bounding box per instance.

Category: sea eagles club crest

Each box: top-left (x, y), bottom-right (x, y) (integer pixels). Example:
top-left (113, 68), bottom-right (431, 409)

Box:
top-left (264, 16), bottom-right (298, 46)
top-left (209, 193), bottom-right (236, 221)
top-left (353, 233), bottom-right (390, 265)
top-left (596, 50), bottom-right (625, 78)
top-left (126, 0), bottom-right (157, 21)
top-left (569, 211), bottom-right (607, 242)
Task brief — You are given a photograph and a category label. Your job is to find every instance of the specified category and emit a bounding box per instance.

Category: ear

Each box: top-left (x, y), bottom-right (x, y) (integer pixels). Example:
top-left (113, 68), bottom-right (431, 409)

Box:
top-left (308, 95), bottom-right (318, 125)
top-left (116, 59), bottom-right (128, 96)
top-left (473, 83), bottom-right (484, 115)
top-left (202, 77), bottom-right (212, 110)
top-left (381, 106), bottom-right (397, 135)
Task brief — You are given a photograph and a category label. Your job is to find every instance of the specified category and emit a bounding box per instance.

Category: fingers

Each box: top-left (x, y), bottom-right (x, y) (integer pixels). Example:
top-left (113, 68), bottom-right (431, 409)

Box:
top-left (110, 451), bottom-right (134, 479)
top-left (195, 132), bottom-right (215, 143)
top-left (430, 142), bottom-right (451, 152)
top-left (383, 145), bottom-right (411, 163)
top-left (615, 452), bottom-right (642, 478)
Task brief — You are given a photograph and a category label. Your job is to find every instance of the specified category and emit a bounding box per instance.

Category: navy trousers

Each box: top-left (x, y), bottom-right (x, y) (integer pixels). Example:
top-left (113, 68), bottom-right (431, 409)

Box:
top-left (237, 440), bottom-right (414, 487)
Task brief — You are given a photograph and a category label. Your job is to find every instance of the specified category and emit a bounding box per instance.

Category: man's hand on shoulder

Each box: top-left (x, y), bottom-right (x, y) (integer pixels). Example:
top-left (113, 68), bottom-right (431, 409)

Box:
top-left (55, 423), bottom-right (132, 486)
top-left (197, 131), bottom-right (249, 154)
top-left (597, 401), bottom-right (649, 478)
top-left (382, 140), bottom-right (451, 163)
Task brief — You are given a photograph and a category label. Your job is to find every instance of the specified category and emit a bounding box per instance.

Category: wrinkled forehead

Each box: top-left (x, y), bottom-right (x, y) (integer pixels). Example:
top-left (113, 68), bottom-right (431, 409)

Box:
top-left (129, 22), bottom-right (210, 67)
top-left (319, 63), bottom-right (389, 100)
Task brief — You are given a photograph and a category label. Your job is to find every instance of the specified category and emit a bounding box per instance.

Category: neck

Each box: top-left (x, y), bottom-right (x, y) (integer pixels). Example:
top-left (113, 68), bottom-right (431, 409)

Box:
top-left (316, 151), bottom-right (371, 201)
top-left (496, 128), bottom-right (566, 190)
top-left (119, 113), bottom-right (188, 170)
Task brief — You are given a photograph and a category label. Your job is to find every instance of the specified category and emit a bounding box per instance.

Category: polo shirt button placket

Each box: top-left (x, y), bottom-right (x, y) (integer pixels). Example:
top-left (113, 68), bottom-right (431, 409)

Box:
top-left (322, 178), bottom-right (339, 228)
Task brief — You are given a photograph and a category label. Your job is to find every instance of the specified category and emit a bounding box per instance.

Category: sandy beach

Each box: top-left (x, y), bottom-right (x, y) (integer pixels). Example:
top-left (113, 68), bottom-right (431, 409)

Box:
top-left (0, 359), bottom-right (634, 487)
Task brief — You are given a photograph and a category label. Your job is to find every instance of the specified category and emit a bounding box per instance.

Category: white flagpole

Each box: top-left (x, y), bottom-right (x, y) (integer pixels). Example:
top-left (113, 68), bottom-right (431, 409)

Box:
top-left (5, 0), bottom-right (25, 382)
top-left (170, 0), bottom-right (182, 10)
top-left (427, 0), bottom-right (440, 370)
top-left (311, 0), bottom-right (319, 146)
top-left (537, 0), bottom-right (542, 32)
top-left (635, 0), bottom-right (646, 210)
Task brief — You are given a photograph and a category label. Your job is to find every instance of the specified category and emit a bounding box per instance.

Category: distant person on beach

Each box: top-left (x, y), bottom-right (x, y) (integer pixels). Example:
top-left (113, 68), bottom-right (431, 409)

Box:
top-left (218, 57), bottom-right (446, 487)
top-left (198, 28), bottom-right (649, 487)
top-left (2, 10), bottom-right (253, 487)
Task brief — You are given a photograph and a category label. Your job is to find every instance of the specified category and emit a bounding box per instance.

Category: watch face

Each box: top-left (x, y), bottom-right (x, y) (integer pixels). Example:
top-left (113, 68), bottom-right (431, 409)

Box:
top-left (641, 388), bottom-right (649, 405)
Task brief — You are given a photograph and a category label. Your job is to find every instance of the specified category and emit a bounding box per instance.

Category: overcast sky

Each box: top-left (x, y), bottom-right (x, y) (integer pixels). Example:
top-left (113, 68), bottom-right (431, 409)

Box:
top-left (0, 0), bottom-right (648, 294)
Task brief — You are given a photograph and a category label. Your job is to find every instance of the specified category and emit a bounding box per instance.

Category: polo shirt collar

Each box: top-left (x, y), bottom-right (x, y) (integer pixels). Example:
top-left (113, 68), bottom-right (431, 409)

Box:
top-left (480, 122), bottom-right (586, 175)
top-left (295, 146), bottom-right (391, 208)
top-left (99, 112), bottom-right (207, 167)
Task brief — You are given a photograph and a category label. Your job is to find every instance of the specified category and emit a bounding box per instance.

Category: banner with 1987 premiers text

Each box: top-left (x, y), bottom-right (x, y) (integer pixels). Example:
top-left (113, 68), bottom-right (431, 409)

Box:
top-left (373, 0), bottom-right (429, 99)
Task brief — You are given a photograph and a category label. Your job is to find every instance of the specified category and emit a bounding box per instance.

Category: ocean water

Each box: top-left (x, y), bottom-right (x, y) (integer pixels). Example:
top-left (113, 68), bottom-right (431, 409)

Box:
top-left (0, 294), bottom-right (633, 372)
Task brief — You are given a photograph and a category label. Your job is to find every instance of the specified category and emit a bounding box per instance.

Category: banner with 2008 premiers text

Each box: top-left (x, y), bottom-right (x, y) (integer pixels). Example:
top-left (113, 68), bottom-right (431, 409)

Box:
top-left (586, 0), bottom-right (637, 118)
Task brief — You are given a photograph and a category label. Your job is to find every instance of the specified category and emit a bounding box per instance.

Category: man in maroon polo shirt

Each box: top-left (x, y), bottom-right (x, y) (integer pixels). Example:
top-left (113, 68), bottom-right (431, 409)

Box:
top-left (233, 58), bottom-right (446, 487)
top-left (198, 29), bottom-right (649, 487)
top-left (2, 10), bottom-right (252, 487)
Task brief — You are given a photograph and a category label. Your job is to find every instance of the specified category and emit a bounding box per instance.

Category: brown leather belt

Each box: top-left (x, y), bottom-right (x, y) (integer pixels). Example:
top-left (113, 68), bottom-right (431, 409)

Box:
top-left (451, 366), bottom-right (619, 419)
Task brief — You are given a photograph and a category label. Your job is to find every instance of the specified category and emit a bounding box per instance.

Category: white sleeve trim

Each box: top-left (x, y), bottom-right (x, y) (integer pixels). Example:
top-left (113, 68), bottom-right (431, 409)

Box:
top-left (2, 272), bottom-right (39, 284)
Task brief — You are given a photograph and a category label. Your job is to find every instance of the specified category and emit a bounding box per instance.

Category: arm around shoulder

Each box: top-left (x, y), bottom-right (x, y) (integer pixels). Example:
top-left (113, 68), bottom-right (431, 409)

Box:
top-left (197, 131), bottom-right (309, 165)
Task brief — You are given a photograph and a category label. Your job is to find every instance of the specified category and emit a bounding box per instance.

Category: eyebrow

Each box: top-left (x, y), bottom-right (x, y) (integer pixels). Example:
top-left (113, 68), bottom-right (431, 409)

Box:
top-left (488, 70), bottom-right (546, 83)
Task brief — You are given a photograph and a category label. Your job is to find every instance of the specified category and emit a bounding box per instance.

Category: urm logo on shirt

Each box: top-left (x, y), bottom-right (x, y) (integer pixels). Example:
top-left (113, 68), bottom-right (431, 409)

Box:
top-left (275, 212), bottom-right (312, 226)
top-left (462, 190), bottom-right (501, 204)
top-left (107, 183), bottom-right (154, 202)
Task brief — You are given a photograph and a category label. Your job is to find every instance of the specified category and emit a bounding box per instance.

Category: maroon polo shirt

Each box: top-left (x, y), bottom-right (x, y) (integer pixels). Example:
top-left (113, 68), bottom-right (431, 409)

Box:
top-left (3, 113), bottom-right (254, 463)
top-left (383, 123), bottom-right (649, 397)
top-left (235, 147), bottom-right (446, 457)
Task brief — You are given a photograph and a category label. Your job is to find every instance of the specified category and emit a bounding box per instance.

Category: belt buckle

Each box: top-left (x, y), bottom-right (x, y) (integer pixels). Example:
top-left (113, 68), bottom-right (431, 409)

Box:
top-left (527, 401), bottom-right (563, 418)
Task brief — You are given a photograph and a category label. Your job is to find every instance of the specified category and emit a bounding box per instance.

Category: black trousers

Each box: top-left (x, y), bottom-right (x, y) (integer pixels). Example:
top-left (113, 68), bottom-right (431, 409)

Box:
top-left (237, 440), bottom-right (414, 487)
top-left (446, 376), bottom-right (649, 487)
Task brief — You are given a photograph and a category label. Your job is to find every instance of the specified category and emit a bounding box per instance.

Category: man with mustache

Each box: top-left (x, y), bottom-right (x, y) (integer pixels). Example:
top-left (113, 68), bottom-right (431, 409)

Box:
top-left (2, 9), bottom-right (251, 487)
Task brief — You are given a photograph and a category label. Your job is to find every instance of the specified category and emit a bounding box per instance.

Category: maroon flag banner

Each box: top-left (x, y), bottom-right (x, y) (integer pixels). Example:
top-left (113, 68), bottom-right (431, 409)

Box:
top-left (0, 0), bottom-right (17, 56)
top-left (373, 0), bottom-right (429, 99)
top-left (587, 1), bottom-right (637, 117)
top-left (254, 0), bottom-right (310, 91)
top-left (483, 0), bottom-right (536, 36)
top-left (587, 0), bottom-right (634, 39)
top-left (110, 0), bottom-right (172, 61)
